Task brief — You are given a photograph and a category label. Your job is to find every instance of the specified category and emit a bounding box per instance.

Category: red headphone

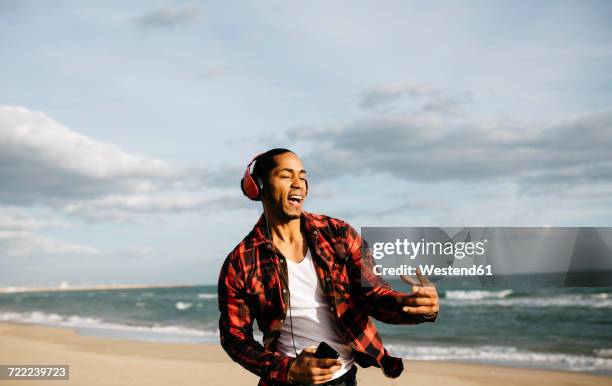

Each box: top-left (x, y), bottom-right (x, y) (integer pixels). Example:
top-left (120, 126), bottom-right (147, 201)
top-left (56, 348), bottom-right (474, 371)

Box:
top-left (241, 153), bottom-right (264, 201)
top-left (241, 152), bottom-right (308, 201)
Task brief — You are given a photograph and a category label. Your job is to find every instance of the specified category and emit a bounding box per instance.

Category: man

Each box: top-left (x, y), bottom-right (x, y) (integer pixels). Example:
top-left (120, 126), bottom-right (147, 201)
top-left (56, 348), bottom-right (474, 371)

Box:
top-left (218, 148), bottom-right (439, 386)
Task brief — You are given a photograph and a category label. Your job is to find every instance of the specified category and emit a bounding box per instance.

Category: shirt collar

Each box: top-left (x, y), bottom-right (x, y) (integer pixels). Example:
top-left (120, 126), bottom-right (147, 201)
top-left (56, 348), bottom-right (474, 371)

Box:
top-left (249, 210), bottom-right (326, 247)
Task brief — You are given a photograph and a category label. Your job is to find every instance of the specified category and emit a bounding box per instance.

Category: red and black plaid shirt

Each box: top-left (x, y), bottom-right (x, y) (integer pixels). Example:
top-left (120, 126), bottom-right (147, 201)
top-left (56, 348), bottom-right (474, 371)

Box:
top-left (218, 211), bottom-right (437, 386)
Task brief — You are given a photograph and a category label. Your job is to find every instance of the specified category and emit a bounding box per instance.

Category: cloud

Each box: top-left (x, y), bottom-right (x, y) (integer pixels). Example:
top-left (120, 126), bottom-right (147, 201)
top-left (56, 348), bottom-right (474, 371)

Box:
top-left (359, 83), bottom-right (433, 110)
top-left (0, 208), bottom-right (99, 258)
top-left (109, 245), bottom-right (155, 260)
top-left (0, 230), bottom-right (101, 257)
top-left (335, 199), bottom-right (448, 219)
top-left (132, 4), bottom-right (201, 28)
top-left (358, 83), bottom-right (471, 115)
top-left (0, 106), bottom-right (247, 224)
top-left (0, 106), bottom-right (187, 205)
top-left (194, 67), bottom-right (229, 80)
top-left (517, 161), bottom-right (612, 195)
top-left (62, 194), bottom-right (248, 223)
top-left (0, 209), bottom-right (69, 231)
top-left (286, 108), bottom-right (612, 193)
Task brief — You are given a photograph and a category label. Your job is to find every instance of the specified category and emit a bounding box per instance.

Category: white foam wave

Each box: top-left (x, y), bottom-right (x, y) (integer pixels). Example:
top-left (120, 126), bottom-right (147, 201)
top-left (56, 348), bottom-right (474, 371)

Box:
top-left (445, 290), bottom-right (513, 300)
top-left (386, 344), bottom-right (612, 372)
top-left (595, 348), bottom-right (612, 358)
top-left (175, 302), bottom-right (193, 310)
top-left (443, 293), bottom-right (612, 309)
top-left (197, 293), bottom-right (217, 299)
top-left (0, 311), bottom-right (217, 338)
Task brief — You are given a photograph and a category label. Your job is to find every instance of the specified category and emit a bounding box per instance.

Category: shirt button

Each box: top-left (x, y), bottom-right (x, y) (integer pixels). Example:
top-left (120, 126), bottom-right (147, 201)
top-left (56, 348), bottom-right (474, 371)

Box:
top-left (313, 230), bottom-right (318, 235)
top-left (266, 244), bottom-right (272, 250)
top-left (279, 258), bottom-right (284, 263)
top-left (283, 289), bottom-right (287, 293)
top-left (325, 277), bottom-right (331, 282)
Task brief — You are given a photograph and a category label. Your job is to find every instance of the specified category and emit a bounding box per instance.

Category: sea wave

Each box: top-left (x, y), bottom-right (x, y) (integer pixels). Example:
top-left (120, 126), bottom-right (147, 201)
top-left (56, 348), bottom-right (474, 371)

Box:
top-left (595, 348), bottom-right (612, 358)
top-left (175, 302), bottom-right (193, 310)
top-left (386, 344), bottom-right (612, 372)
top-left (0, 311), bottom-right (217, 338)
top-left (445, 290), bottom-right (513, 300)
top-left (442, 292), bottom-right (612, 309)
top-left (197, 293), bottom-right (217, 299)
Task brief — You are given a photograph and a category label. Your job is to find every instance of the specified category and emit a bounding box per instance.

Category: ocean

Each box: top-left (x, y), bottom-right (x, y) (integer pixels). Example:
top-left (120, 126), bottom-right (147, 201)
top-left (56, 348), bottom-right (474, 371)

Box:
top-left (1, 275), bottom-right (611, 375)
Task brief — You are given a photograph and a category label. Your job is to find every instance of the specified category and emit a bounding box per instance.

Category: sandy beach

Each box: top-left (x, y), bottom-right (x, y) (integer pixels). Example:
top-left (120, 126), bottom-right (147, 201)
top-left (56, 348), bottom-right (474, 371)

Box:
top-left (0, 322), bottom-right (609, 386)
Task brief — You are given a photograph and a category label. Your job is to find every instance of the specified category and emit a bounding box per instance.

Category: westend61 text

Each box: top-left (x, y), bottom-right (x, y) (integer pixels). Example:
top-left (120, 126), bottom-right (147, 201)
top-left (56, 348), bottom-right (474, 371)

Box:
top-left (373, 264), bottom-right (493, 277)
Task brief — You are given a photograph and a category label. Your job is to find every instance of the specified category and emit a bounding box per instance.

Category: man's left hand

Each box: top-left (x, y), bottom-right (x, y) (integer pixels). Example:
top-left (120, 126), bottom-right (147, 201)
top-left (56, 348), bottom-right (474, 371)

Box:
top-left (399, 268), bottom-right (439, 316)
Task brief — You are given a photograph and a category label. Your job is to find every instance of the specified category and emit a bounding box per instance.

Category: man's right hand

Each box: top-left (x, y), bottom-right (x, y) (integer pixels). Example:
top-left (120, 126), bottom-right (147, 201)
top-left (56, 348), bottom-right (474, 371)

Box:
top-left (287, 347), bottom-right (342, 385)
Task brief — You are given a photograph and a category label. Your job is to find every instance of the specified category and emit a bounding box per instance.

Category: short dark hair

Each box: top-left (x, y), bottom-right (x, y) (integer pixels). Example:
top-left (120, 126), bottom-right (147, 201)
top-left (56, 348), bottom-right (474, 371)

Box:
top-left (252, 148), bottom-right (294, 185)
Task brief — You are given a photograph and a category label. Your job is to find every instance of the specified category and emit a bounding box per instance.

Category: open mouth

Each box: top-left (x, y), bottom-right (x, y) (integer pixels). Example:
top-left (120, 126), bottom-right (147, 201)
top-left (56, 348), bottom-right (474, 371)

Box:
top-left (288, 194), bottom-right (303, 206)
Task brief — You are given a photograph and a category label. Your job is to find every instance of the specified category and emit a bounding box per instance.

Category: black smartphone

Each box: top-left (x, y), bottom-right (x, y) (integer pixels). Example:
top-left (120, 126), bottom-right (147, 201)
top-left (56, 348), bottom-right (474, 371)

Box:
top-left (313, 341), bottom-right (340, 359)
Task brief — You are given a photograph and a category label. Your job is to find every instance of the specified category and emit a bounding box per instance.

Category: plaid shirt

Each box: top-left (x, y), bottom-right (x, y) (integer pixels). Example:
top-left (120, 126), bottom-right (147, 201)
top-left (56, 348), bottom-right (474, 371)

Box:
top-left (218, 211), bottom-right (437, 386)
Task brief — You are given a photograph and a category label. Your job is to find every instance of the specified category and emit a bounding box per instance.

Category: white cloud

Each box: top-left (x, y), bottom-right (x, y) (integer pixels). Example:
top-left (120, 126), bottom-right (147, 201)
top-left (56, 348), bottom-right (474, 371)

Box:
top-left (0, 105), bottom-right (249, 228)
top-left (62, 193), bottom-right (247, 223)
top-left (0, 106), bottom-right (189, 205)
top-left (0, 207), bottom-right (99, 258)
top-left (0, 208), bottom-right (69, 231)
top-left (0, 230), bottom-right (101, 257)
top-left (0, 105), bottom-right (179, 178)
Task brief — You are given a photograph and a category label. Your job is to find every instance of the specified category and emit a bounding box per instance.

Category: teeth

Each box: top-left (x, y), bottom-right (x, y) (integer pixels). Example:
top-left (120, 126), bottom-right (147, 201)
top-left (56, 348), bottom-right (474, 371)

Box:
top-left (289, 195), bottom-right (302, 201)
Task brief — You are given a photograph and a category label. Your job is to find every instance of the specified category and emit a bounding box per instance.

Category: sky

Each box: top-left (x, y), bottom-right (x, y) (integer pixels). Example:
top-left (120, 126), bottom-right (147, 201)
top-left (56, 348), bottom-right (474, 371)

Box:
top-left (1, 0), bottom-right (611, 286)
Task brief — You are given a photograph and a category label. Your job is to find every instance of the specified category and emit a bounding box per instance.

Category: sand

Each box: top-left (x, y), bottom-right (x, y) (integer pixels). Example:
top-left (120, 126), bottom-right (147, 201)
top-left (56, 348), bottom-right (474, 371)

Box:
top-left (0, 322), bottom-right (609, 386)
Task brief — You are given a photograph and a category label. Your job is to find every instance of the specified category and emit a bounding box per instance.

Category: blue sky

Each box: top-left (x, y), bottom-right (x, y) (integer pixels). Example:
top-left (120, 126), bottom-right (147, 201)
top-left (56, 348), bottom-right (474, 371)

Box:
top-left (1, 0), bottom-right (611, 286)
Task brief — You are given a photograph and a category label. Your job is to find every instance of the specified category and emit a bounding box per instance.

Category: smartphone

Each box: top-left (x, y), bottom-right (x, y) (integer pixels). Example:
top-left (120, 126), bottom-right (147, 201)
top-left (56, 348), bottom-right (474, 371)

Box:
top-left (313, 341), bottom-right (340, 359)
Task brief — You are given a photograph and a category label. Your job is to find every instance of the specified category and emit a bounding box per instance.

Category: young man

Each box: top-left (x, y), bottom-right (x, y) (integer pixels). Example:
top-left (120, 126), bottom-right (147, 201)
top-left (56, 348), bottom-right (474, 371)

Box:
top-left (218, 149), bottom-right (439, 386)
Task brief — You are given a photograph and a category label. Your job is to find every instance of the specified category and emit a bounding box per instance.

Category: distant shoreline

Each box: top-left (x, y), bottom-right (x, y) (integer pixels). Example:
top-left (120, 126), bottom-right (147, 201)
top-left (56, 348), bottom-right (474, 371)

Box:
top-left (0, 283), bottom-right (198, 294)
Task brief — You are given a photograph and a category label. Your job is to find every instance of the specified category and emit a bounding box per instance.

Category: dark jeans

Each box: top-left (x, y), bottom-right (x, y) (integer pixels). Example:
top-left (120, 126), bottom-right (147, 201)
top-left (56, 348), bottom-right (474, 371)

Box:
top-left (326, 364), bottom-right (357, 386)
top-left (291, 365), bottom-right (357, 386)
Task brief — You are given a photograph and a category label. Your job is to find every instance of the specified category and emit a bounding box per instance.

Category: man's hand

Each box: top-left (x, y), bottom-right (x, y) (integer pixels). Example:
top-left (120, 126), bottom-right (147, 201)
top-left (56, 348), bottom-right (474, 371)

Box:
top-left (399, 268), bottom-right (439, 316)
top-left (287, 347), bottom-right (342, 385)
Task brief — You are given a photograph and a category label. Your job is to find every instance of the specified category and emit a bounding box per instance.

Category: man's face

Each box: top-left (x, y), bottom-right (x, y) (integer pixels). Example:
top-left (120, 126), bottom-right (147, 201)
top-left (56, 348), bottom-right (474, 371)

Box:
top-left (262, 152), bottom-right (308, 221)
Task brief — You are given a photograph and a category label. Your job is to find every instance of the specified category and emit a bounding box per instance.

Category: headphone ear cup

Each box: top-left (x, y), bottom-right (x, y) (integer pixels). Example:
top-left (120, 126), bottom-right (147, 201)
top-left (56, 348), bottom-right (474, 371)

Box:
top-left (241, 174), bottom-right (261, 201)
top-left (240, 177), bottom-right (249, 198)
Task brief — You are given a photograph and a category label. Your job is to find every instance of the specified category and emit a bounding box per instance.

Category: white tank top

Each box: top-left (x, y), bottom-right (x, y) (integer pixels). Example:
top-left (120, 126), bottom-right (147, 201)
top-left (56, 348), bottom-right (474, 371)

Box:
top-left (277, 247), bottom-right (355, 380)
